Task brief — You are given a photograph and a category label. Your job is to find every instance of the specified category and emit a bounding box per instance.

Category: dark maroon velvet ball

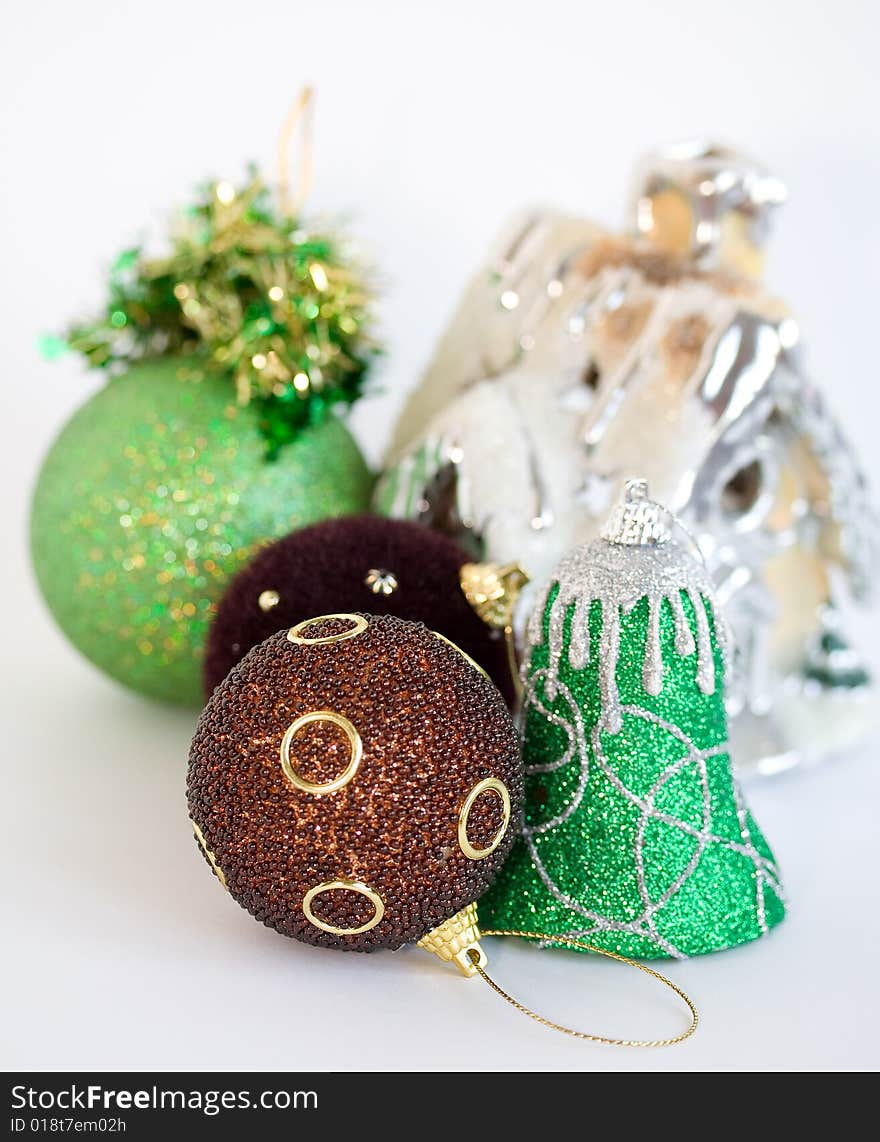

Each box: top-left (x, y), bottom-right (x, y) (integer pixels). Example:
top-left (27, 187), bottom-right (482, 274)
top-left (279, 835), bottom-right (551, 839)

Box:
top-left (204, 516), bottom-right (514, 705)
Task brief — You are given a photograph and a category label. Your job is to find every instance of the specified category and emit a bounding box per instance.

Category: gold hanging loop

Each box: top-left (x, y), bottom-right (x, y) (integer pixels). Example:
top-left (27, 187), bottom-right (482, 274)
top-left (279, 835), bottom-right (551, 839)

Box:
top-left (277, 85), bottom-right (315, 217)
top-left (476, 928), bottom-right (698, 1047)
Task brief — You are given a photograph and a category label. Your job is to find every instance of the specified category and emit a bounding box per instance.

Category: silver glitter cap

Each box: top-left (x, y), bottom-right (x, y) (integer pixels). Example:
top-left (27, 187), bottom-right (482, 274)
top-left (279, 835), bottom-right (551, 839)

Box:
top-left (601, 479), bottom-right (673, 546)
top-left (527, 479), bottom-right (728, 732)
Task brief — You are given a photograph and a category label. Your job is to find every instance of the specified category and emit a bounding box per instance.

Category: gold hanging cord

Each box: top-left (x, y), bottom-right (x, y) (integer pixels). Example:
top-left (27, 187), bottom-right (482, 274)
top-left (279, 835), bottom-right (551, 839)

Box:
top-left (478, 928), bottom-right (698, 1047)
top-left (277, 85), bottom-right (315, 217)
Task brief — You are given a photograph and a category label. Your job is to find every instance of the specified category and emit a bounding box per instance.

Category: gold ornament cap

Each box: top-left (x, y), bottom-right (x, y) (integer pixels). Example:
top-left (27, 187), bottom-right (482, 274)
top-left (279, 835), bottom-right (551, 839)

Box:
top-left (460, 561), bottom-right (529, 631)
top-left (460, 561), bottom-right (530, 703)
top-left (417, 903), bottom-right (487, 977)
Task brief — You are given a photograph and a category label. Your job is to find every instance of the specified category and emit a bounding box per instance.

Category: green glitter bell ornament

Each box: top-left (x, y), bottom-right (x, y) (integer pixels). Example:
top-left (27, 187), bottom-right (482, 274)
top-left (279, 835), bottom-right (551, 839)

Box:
top-left (481, 480), bottom-right (787, 958)
top-left (31, 134), bottom-right (375, 704)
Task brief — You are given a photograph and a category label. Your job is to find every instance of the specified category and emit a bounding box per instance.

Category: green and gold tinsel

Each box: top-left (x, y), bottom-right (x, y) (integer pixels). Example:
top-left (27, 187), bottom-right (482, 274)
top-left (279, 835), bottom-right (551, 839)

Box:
top-left (481, 482), bottom-right (786, 958)
top-left (43, 170), bottom-right (376, 457)
top-left (32, 143), bottom-right (376, 703)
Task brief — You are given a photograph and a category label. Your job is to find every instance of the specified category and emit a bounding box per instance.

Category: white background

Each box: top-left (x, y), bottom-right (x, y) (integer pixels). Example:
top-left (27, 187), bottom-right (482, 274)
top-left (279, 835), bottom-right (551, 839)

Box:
top-left (2, 0), bottom-right (879, 1073)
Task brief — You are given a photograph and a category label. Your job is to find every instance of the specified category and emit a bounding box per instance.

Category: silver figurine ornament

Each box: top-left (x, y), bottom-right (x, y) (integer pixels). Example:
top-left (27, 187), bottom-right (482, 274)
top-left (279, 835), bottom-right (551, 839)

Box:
top-left (376, 142), bottom-right (877, 776)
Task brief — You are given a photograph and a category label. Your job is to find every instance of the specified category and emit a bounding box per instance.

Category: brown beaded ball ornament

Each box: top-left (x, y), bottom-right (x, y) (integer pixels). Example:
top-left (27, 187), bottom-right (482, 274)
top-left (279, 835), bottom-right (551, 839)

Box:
top-left (187, 613), bottom-right (523, 952)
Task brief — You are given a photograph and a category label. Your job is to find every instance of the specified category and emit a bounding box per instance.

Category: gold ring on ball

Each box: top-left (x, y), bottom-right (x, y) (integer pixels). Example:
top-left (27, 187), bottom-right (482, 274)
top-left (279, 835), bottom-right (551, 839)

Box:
top-left (287, 613), bottom-right (369, 645)
top-left (458, 777), bottom-right (512, 861)
top-left (302, 879), bottom-right (385, 935)
top-left (280, 711), bottom-right (363, 795)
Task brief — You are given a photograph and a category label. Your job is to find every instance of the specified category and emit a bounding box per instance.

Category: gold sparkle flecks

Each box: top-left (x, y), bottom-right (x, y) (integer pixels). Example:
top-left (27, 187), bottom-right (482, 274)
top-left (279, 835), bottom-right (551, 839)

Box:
top-left (30, 361), bottom-right (372, 705)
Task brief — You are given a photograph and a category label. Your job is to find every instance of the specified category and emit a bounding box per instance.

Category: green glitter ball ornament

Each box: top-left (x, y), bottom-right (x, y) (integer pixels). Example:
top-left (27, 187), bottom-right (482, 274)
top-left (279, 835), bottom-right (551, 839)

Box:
top-left (30, 358), bottom-right (373, 704)
top-left (481, 481), bottom-right (786, 958)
